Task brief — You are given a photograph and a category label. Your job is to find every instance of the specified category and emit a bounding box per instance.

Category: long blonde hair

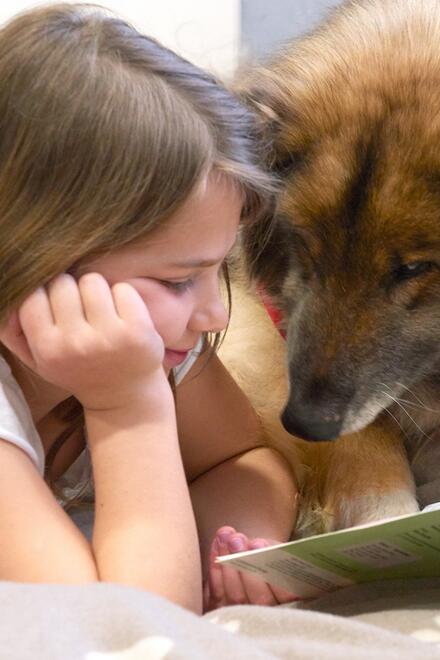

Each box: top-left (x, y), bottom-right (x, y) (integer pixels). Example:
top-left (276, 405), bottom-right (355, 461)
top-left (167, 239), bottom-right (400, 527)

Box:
top-left (0, 3), bottom-right (273, 322)
top-left (0, 3), bottom-right (275, 492)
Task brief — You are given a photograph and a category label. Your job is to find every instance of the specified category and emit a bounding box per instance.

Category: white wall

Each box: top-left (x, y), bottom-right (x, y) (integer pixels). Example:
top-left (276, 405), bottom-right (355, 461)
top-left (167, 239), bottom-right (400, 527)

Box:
top-left (0, 1), bottom-right (240, 77)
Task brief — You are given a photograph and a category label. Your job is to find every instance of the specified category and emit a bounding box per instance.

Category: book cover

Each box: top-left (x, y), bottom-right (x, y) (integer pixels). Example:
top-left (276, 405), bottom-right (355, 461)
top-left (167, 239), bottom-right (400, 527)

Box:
top-left (217, 506), bottom-right (440, 598)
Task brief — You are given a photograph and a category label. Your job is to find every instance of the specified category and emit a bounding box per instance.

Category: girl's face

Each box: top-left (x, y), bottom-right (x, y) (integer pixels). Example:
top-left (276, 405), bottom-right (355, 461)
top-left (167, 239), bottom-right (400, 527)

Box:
top-left (82, 175), bottom-right (242, 373)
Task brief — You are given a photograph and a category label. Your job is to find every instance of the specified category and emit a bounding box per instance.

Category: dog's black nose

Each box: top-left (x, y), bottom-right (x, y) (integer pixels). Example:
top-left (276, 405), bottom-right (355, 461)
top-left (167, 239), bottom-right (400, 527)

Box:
top-left (281, 406), bottom-right (342, 441)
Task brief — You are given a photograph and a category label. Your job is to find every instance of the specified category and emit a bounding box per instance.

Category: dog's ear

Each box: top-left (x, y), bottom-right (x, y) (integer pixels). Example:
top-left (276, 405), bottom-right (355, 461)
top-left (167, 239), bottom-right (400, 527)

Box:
top-left (236, 69), bottom-right (305, 179)
top-left (236, 65), bottom-right (306, 290)
top-left (242, 209), bottom-right (292, 298)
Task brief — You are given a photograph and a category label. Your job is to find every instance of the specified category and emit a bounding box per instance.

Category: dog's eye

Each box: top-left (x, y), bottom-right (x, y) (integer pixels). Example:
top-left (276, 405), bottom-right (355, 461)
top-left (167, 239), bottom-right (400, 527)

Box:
top-left (394, 261), bottom-right (435, 282)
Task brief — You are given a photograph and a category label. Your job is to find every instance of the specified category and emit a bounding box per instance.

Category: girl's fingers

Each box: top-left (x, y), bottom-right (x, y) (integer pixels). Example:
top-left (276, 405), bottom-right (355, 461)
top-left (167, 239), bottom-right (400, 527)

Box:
top-left (247, 538), bottom-right (298, 605)
top-left (18, 287), bottom-right (56, 353)
top-left (19, 286), bottom-right (54, 330)
top-left (0, 309), bottom-right (35, 369)
top-left (206, 527), bottom-right (236, 610)
top-left (242, 574), bottom-right (279, 606)
top-left (269, 584), bottom-right (299, 604)
top-left (220, 532), bottom-right (250, 605)
top-left (111, 281), bottom-right (152, 329)
top-left (206, 530), bottom-right (298, 609)
top-left (205, 537), bottom-right (226, 610)
top-left (238, 538), bottom-right (278, 606)
top-left (203, 577), bottom-right (212, 612)
top-left (77, 273), bottom-right (117, 327)
top-left (47, 274), bottom-right (85, 328)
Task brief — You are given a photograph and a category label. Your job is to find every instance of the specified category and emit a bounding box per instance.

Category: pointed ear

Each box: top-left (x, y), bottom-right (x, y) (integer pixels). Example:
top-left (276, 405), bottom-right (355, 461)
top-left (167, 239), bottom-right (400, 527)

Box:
top-left (235, 71), bottom-right (284, 164)
top-left (243, 86), bottom-right (283, 128)
top-left (235, 69), bottom-right (306, 178)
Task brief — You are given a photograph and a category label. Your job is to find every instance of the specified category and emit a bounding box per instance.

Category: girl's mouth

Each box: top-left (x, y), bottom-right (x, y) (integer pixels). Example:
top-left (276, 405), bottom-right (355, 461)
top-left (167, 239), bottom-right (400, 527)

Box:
top-left (164, 349), bottom-right (189, 368)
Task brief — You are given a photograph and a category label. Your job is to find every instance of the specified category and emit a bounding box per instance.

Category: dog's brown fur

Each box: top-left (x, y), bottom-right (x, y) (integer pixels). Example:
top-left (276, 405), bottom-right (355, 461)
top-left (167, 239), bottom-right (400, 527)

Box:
top-left (221, 0), bottom-right (440, 534)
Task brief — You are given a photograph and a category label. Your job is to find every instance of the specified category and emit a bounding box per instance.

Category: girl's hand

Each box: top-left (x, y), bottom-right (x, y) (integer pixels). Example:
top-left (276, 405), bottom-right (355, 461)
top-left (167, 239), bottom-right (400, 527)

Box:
top-left (203, 525), bottom-right (299, 611)
top-left (0, 273), bottom-right (168, 411)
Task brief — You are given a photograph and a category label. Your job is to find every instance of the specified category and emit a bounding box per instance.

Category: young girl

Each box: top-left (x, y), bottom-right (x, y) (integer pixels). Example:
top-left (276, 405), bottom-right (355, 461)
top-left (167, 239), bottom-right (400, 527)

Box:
top-left (0, 3), bottom-right (297, 614)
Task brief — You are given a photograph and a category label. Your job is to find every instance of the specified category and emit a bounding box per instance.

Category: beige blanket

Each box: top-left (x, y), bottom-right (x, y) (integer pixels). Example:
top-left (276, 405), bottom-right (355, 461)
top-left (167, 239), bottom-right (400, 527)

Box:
top-left (0, 578), bottom-right (439, 659)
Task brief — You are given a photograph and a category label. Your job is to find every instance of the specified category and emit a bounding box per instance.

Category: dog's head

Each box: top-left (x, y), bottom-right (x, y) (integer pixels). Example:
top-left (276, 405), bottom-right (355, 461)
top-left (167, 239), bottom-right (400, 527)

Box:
top-left (240, 0), bottom-right (440, 441)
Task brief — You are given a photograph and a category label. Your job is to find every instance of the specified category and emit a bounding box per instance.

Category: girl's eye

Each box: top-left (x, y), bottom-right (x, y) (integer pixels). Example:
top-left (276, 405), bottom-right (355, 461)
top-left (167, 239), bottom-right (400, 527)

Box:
top-left (159, 279), bottom-right (193, 293)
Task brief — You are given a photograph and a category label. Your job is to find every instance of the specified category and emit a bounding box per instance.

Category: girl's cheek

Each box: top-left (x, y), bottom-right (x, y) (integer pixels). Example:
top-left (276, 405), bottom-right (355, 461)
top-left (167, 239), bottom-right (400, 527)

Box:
top-left (126, 281), bottom-right (177, 325)
top-left (126, 279), bottom-right (191, 334)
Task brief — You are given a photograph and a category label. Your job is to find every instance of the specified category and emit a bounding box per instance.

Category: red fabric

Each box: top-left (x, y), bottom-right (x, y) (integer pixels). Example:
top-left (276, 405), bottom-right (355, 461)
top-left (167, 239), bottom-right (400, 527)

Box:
top-left (258, 287), bottom-right (286, 339)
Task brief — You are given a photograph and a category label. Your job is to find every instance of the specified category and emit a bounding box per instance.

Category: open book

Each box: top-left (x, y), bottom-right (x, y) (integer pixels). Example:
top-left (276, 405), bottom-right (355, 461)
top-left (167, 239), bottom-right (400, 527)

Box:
top-left (217, 504), bottom-right (440, 598)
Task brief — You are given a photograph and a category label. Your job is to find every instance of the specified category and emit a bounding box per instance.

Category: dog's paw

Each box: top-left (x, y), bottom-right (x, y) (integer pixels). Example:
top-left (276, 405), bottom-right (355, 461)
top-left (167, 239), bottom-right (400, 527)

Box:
top-left (327, 489), bottom-right (420, 531)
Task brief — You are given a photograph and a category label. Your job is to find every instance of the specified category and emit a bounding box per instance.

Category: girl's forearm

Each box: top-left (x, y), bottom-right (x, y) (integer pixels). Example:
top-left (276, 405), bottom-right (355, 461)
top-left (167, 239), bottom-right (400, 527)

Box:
top-left (190, 446), bottom-right (298, 577)
top-left (85, 400), bottom-right (202, 613)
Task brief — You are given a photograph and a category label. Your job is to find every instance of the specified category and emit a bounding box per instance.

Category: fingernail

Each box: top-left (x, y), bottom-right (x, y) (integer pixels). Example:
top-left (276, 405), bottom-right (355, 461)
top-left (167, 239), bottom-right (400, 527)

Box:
top-left (228, 535), bottom-right (245, 552)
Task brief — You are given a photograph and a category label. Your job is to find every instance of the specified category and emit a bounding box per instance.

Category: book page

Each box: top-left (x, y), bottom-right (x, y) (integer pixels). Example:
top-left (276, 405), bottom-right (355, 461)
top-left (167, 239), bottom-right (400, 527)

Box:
top-left (217, 509), bottom-right (440, 598)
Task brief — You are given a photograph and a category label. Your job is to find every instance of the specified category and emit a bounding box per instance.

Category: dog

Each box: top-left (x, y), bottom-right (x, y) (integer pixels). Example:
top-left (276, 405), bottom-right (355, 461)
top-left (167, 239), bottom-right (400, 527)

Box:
top-left (221, 0), bottom-right (440, 535)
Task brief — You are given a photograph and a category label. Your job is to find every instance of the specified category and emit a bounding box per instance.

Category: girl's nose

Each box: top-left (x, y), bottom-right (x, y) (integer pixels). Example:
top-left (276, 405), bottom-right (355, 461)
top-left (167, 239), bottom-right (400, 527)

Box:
top-left (206, 297), bottom-right (229, 333)
top-left (189, 283), bottom-right (229, 334)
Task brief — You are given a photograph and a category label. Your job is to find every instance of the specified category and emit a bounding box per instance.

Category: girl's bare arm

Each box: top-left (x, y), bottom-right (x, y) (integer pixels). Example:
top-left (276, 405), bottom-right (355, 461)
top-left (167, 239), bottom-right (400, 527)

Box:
top-left (0, 274), bottom-right (202, 613)
top-left (177, 353), bottom-right (298, 576)
top-left (0, 440), bottom-right (98, 582)
top-left (87, 388), bottom-right (201, 612)
top-left (0, 409), bottom-right (201, 613)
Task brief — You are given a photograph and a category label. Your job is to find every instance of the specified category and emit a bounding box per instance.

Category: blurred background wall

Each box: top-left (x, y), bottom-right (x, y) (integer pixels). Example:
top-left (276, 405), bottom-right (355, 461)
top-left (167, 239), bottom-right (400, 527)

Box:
top-left (0, 0), bottom-right (342, 77)
top-left (241, 0), bottom-right (341, 60)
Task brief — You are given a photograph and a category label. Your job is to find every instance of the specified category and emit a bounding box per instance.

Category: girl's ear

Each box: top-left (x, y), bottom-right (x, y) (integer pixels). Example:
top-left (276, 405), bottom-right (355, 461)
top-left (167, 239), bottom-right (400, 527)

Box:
top-left (0, 309), bottom-right (34, 368)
